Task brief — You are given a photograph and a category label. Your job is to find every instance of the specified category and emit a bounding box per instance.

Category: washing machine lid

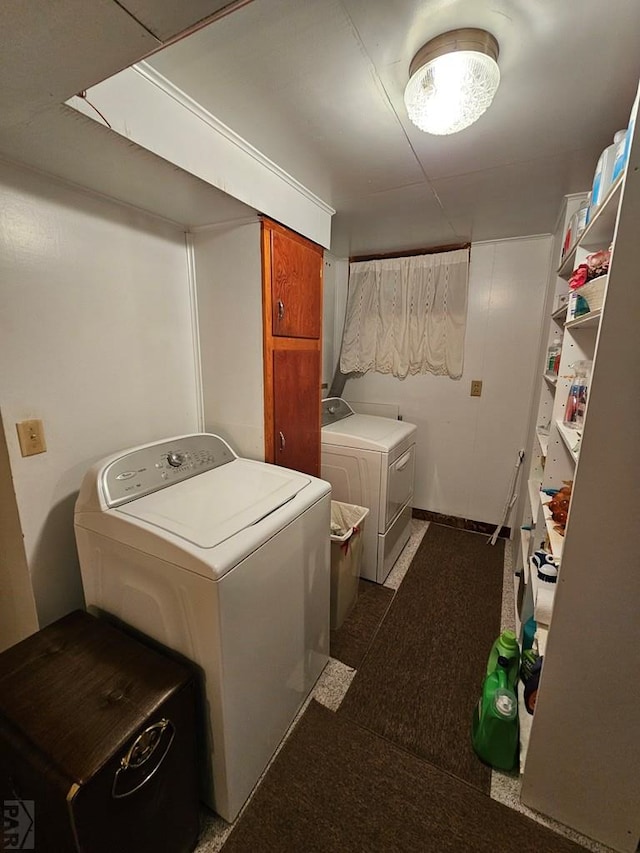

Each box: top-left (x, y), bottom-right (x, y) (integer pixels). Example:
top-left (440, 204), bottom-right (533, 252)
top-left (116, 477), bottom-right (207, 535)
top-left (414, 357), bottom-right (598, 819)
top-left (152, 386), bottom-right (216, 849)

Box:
top-left (322, 413), bottom-right (416, 452)
top-left (116, 459), bottom-right (309, 549)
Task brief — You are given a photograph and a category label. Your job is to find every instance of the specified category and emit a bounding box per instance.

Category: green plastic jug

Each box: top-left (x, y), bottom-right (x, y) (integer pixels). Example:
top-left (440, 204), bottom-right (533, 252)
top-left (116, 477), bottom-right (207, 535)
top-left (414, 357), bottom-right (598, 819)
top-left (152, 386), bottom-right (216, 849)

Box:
top-left (486, 629), bottom-right (520, 689)
top-left (472, 656), bottom-right (519, 771)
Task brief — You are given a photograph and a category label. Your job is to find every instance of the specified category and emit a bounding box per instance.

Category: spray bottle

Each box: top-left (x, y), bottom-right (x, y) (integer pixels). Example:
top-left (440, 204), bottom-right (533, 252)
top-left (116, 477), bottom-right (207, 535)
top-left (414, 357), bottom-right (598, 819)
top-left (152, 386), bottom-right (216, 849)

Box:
top-left (564, 361), bottom-right (591, 430)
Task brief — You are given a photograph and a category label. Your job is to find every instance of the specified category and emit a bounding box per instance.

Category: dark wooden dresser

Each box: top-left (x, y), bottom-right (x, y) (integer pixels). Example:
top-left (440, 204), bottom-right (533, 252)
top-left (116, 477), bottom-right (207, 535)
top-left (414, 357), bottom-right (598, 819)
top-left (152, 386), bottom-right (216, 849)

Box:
top-left (0, 610), bottom-right (200, 852)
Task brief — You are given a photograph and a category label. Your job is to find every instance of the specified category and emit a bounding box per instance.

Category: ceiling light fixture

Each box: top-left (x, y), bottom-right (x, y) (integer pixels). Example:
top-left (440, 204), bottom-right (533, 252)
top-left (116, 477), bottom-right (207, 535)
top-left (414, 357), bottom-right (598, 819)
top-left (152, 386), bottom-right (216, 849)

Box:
top-left (404, 28), bottom-right (500, 135)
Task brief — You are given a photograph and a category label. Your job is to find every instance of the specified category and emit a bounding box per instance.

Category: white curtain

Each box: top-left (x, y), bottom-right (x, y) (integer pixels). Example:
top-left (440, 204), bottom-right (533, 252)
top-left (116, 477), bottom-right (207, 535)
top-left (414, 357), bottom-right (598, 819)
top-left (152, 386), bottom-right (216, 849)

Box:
top-left (339, 248), bottom-right (469, 380)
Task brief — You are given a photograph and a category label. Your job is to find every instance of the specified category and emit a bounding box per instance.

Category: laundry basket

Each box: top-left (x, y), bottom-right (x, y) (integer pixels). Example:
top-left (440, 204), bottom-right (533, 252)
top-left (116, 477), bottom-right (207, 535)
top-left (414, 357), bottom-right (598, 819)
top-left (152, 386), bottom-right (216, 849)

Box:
top-left (330, 501), bottom-right (369, 630)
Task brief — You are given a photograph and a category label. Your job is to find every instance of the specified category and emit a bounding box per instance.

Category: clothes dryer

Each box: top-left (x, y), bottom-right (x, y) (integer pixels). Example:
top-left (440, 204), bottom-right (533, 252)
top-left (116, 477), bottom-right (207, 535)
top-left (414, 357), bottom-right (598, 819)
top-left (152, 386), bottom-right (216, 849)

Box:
top-left (74, 433), bottom-right (330, 822)
top-left (321, 398), bottom-right (417, 584)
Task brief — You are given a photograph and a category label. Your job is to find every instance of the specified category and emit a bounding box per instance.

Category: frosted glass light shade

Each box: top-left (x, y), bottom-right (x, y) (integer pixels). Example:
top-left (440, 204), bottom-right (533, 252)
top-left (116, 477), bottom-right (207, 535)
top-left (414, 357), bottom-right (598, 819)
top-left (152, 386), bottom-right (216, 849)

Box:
top-left (404, 30), bottom-right (500, 135)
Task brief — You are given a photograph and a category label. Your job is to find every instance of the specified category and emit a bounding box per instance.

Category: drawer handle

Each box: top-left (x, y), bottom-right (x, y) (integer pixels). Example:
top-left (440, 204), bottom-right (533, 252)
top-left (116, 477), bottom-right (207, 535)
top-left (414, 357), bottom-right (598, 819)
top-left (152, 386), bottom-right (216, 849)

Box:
top-left (112, 718), bottom-right (175, 799)
top-left (279, 431), bottom-right (286, 451)
top-left (395, 451), bottom-right (412, 472)
top-left (277, 300), bottom-right (285, 321)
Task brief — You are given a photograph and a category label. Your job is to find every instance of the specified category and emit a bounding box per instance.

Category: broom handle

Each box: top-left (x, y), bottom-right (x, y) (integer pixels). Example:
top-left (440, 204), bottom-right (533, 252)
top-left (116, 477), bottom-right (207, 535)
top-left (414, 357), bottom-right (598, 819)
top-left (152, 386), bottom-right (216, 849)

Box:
top-left (488, 449), bottom-right (525, 546)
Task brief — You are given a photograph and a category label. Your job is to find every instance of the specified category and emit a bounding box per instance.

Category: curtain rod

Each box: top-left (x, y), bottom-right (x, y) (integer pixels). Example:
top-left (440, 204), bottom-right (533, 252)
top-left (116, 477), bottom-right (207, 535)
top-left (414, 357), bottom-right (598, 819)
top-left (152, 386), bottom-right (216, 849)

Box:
top-left (349, 241), bottom-right (470, 263)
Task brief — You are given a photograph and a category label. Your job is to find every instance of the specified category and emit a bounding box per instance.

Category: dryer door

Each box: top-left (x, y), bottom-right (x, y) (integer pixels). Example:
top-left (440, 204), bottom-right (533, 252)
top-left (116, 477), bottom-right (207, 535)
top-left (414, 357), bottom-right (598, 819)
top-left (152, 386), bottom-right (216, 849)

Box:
top-left (385, 445), bottom-right (415, 529)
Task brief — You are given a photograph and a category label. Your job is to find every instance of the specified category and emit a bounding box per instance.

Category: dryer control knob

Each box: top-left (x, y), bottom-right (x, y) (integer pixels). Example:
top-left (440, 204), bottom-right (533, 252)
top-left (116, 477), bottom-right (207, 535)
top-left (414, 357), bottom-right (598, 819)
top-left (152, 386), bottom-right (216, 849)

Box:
top-left (167, 451), bottom-right (185, 467)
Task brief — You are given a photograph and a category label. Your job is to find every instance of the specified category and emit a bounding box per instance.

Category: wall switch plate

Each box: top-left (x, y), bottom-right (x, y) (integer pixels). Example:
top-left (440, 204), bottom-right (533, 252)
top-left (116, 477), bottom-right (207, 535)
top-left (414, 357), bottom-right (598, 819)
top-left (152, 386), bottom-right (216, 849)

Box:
top-left (470, 380), bottom-right (483, 397)
top-left (16, 419), bottom-right (47, 457)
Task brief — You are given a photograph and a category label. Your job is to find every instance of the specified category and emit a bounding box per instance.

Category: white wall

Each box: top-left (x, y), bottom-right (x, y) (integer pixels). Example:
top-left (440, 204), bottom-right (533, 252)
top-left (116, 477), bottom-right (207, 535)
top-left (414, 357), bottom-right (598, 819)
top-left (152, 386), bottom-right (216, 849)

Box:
top-left (0, 162), bottom-right (201, 630)
top-left (322, 253), bottom-right (349, 392)
top-left (0, 413), bottom-right (38, 651)
top-left (322, 253), bottom-right (349, 390)
top-left (192, 221), bottom-right (265, 460)
top-left (339, 236), bottom-right (553, 526)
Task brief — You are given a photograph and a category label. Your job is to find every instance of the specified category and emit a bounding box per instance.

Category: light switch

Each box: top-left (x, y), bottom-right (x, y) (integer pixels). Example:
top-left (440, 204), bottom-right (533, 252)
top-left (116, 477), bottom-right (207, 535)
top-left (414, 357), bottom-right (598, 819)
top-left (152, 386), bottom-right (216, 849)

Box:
top-left (16, 419), bottom-right (47, 457)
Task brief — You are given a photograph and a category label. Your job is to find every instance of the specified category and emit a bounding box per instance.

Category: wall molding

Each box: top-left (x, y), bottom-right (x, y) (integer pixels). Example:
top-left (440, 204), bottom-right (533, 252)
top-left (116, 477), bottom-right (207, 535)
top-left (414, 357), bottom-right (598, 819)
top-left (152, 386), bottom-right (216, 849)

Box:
top-left (0, 152), bottom-right (189, 232)
top-left (185, 232), bottom-right (204, 432)
top-left (187, 213), bottom-right (260, 234)
top-left (472, 233), bottom-right (553, 246)
top-left (412, 508), bottom-right (510, 540)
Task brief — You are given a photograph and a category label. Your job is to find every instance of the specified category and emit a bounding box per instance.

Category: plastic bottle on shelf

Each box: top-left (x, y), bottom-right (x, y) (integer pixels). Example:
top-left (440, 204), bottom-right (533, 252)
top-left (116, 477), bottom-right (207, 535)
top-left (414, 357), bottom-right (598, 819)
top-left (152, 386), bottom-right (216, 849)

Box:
top-left (612, 89), bottom-right (639, 184)
top-left (523, 656), bottom-right (544, 715)
top-left (576, 195), bottom-right (590, 233)
top-left (522, 616), bottom-right (537, 652)
top-left (546, 336), bottom-right (562, 375)
top-left (574, 375), bottom-right (589, 429)
top-left (564, 361), bottom-right (591, 430)
top-left (590, 132), bottom-right (624, 213)
top-left (568, 290), bottom-right (590, 321)
top-left (590, 144), bottom-right (614, 211)
top-left (561, 213), bottom-right (576, 259)
top-left (612, 128), bottom-right (628, 184)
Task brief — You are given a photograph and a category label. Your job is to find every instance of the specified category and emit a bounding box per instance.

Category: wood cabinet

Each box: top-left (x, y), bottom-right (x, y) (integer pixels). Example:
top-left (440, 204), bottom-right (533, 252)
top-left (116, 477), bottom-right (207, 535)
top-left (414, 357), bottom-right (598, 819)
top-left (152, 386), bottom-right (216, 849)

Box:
top-left (194, 217), bottom-right (323, 474)
top-left (270, 228), bottom-right (322, 339)
top-left (272, 349), bottom-right (322, 474)
top-left (261, 218), bottom-right (323, 477)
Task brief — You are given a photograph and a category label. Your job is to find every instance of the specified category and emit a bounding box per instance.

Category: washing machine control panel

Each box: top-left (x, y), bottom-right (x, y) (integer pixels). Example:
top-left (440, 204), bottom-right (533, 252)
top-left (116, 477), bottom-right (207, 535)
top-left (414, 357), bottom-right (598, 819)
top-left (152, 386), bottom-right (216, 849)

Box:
top-left (321, 397), bottom-right (354, 426)
top-left (102, 434), bottom-right (236, 507)
top-left (166, 450), bottom-right (186, 467)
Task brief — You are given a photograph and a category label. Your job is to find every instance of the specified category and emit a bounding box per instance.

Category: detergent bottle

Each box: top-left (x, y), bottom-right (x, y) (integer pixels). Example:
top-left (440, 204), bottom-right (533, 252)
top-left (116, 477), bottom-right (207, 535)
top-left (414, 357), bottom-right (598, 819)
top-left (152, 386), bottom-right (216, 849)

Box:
top-left (472, 656), bottom-right (519, 771)
top-left (486, 629), bottom-right (520, 690)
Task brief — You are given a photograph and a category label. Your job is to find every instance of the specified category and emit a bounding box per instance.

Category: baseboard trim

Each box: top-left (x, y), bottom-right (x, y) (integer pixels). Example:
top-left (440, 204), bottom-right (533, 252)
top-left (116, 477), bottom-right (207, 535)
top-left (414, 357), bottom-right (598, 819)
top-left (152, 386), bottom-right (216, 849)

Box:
top-left (412, 508), bottom-right (510, 540)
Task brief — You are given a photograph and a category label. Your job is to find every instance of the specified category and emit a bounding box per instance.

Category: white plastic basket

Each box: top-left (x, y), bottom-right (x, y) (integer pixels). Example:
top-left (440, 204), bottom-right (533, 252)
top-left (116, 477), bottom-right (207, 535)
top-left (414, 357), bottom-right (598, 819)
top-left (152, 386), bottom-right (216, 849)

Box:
top-left (329, 501), bottom-right (369, 630)
top-left (576, 274), bottom-right (607, 313)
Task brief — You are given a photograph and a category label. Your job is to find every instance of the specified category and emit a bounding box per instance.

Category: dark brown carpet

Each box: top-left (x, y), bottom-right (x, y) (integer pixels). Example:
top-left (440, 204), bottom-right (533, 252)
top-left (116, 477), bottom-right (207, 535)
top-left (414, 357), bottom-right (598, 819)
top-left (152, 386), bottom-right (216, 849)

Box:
top-left (222, 700), bottom-right (584, 853)
top-left (330, 579), bottom-right (395, 669)
top-left (339, 523), bottom-right (504, 793)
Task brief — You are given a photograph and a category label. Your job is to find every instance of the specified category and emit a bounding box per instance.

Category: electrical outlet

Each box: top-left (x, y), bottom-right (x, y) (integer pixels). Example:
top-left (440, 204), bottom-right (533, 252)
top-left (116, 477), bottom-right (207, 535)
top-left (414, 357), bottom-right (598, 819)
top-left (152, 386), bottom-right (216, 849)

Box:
top-left (16, 419), bottom-right (47, 457)
top-left (470, 380), bottom-right (483, 397)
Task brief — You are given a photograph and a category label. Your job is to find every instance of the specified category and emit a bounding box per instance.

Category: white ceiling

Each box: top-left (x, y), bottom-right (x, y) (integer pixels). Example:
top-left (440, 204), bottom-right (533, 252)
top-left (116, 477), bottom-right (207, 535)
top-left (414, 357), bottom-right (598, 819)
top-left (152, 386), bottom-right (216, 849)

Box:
top-left (2, 0), bottom-right (640, 255)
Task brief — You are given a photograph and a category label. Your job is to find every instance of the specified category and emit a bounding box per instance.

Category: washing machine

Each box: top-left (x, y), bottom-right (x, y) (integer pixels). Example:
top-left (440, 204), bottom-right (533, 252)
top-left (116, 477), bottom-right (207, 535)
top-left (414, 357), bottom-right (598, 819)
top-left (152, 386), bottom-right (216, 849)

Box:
top-left (321, 398), bottom-right (417, 584)
top-left (74, 433), bottom-right (331, 823)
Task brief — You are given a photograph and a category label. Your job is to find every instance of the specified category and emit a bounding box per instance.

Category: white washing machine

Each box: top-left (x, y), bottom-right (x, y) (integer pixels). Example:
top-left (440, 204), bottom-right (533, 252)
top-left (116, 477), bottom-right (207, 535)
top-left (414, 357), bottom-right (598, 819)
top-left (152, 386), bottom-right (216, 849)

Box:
top-left (321, 398), bottom-right (417, 584)
top-left (74, 433), bottom-right (330, 823)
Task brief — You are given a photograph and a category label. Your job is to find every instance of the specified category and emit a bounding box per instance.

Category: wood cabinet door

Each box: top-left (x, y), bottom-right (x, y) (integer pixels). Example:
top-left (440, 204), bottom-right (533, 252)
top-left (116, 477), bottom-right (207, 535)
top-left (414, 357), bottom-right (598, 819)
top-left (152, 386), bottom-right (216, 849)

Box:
top-left (272, 347), bottom-right (321, 477)
top-left (269, 227), bottom-right (322, 339)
